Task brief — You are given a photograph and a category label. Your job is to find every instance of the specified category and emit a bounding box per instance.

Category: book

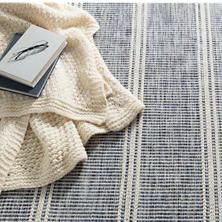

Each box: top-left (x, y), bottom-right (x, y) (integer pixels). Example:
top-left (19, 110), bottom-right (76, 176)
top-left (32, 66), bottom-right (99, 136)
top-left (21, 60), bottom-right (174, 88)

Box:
top-left (0, 33), bottom-right (61, 98)
top-left (0, 25), bottom-right (67, 87)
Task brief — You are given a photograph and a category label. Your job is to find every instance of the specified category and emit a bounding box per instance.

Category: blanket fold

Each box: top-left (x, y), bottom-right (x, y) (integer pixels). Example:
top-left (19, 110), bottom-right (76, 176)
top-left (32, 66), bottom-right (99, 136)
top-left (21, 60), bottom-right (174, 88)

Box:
top-left (0, 3), bottom-right (144, 193)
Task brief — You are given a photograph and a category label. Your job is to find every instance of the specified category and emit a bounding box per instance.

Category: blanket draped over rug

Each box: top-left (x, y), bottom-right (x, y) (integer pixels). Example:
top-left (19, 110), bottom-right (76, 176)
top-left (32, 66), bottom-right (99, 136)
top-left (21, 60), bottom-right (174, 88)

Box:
top-left (0, 3), bottom-right (144, 193)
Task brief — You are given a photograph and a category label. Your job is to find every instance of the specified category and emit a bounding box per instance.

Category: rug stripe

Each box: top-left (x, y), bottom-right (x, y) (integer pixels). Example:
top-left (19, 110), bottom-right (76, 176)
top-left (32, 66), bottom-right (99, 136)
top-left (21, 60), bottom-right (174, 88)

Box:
top-left (28, 188), bottom-right (39, 222)
top-left (195, 3), bottom-right (207, 221)
top-left (117, 3), bottom-right (136, 222)
top-left (206, 3), bottom-right (222, 220)
top-left (43, 183), bottom-right (54, 222)
top-left (132, 3), bottom-right (147, 221)
top-left (35, 186), bottom-right (47, 221)
top-left (124, 3), bottom-right (143, 221)
top-left (200, 3), bottom-right (216, 221)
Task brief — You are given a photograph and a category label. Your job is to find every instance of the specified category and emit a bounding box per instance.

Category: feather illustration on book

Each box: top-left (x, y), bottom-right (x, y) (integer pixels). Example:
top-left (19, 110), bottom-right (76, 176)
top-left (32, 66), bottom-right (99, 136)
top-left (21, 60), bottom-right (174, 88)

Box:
top-left (0, 24), bottom-right (67, 87)
top-left (8, 40), bottom-right (49, 62)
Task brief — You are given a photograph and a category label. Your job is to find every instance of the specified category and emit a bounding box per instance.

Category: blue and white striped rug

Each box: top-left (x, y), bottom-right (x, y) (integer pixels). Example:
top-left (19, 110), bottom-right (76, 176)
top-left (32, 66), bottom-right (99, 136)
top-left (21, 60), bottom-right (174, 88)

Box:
top-left (0, 3), bottom-right (222, 222)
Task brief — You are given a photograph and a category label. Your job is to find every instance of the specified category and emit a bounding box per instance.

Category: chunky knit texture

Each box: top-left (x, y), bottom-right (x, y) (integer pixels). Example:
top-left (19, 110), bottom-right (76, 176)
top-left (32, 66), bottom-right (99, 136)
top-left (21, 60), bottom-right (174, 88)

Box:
top-left (0, 3), bottom-right (144, 193)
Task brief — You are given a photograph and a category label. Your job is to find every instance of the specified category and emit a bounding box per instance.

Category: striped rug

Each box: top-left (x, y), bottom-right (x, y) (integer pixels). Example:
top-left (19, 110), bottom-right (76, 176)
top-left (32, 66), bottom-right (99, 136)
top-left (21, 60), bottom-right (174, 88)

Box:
top-left (0, 3), bottom-right (222, 222)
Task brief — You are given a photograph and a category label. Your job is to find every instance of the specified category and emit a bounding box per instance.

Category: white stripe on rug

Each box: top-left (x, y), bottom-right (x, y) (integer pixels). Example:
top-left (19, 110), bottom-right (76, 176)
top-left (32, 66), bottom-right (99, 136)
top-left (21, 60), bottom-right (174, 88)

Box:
top-left (43, 183), bottom-right (54, 222)
top-left (117, 3), bottom-right (137, 222)
top-left (28, 188), bottom-right (39, 222)
top-left (132, 3), bottom-right (147, 222)
top-left (124, 3), bottom-right (143, 222)
top-left (35, 186), bottom-right (47, 222)
top-left (206, 3), bottom-right (222, 221)
top-left (195, 3), bottom-right (207, 221)
top-left (200, 3), bottom-right (216, 221)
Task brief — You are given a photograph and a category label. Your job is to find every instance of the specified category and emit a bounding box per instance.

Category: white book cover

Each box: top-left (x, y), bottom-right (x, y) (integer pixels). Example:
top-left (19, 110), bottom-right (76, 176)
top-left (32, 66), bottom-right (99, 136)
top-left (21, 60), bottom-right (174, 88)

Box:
top-left (0, 25), bottom-right (67, 87)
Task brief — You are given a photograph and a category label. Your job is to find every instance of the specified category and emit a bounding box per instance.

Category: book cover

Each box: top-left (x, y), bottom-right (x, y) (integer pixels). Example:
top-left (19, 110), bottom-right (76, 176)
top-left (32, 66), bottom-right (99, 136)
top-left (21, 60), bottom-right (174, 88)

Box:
top-left (0, 25), bottom-right (66, 87)
top-left (0, 33), bottom-right (61, 98)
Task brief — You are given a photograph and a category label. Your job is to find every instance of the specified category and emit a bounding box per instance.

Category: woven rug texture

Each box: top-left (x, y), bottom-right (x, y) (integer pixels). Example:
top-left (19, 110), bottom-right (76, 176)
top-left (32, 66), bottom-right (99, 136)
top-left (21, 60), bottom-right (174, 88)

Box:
top-left (0, 3), bottom-right (222, 222)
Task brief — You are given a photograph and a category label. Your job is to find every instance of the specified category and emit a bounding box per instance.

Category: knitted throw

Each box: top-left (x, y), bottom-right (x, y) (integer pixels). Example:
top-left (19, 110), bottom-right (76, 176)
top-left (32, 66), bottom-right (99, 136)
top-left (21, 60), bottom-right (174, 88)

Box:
top-left (0, 3), bottom-right (144, 193)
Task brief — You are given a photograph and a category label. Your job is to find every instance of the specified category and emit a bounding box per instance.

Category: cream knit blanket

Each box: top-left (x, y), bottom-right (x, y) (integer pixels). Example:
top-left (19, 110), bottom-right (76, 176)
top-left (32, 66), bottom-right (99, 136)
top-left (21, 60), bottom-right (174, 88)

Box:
top-left (0, 3), bottom-right (144, 193)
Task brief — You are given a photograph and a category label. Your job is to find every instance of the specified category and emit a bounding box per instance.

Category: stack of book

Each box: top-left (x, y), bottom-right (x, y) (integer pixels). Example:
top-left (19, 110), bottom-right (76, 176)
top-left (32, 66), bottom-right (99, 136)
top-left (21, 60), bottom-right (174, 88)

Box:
top-left (0, 25), bottom-right (67, 97)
